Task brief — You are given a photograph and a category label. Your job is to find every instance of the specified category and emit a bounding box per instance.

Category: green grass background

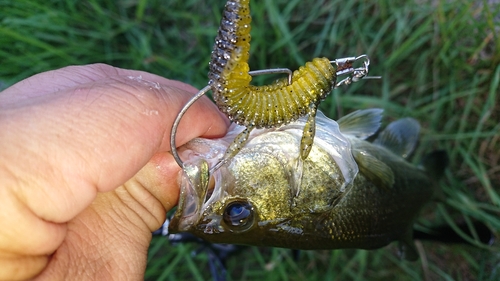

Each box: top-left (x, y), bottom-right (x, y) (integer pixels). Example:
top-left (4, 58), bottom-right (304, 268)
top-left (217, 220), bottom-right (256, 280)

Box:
top-left (1, 0), bottom-right (499, 280)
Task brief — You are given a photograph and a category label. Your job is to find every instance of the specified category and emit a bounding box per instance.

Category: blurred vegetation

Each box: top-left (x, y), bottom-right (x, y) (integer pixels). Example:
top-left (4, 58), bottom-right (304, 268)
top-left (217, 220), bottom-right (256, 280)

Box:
top-left (1, 0), bottom-right (499, 280)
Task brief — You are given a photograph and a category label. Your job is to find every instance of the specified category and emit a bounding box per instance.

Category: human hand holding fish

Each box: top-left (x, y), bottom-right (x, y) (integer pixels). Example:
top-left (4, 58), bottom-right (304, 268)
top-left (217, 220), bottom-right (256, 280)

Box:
top-left (0, 64), bottom-right (229, 280)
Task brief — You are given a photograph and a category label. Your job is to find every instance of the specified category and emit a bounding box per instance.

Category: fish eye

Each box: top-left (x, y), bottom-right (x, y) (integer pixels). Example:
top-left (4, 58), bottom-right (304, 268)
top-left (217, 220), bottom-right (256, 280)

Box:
top-left (223, 201), bottom-right (255, 230)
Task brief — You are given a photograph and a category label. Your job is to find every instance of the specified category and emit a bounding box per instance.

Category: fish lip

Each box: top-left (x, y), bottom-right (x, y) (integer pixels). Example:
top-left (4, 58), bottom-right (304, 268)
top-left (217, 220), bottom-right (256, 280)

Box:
top-left (169, 162), bottom-right (205, 232)
top-left (168, 136), bottom-right (232, 234)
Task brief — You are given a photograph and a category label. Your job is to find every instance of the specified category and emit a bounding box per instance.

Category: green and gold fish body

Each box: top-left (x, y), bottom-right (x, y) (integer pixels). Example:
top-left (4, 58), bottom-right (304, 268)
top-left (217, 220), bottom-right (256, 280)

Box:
top-left (169, 109), bottom-right (438, 260)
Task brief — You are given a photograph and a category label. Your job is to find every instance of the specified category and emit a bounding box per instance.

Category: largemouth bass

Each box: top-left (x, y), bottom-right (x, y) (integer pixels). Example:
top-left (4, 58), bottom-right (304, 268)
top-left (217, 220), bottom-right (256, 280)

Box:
top-left (169, 109), bottom-right (443, 260)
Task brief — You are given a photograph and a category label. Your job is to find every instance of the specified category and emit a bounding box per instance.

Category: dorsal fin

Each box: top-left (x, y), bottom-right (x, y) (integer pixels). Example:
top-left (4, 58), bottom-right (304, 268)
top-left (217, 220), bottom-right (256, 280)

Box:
top-left (373, 118), bottom-right (420, 158)
top-left (338, 109), bottom-right (383, 139)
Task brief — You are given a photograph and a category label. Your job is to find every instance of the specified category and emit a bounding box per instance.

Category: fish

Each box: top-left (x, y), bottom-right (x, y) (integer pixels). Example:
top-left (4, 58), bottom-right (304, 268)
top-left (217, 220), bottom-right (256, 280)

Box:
top-left (168, 109), bottom-right (446, 260)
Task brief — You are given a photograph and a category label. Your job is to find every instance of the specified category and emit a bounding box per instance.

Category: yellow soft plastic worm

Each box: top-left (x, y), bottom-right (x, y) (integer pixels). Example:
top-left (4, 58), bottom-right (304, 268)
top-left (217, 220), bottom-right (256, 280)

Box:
top-left (171, 0), bottom-right (374, 172)
top-left (209, 0), bottom-right (335, 129)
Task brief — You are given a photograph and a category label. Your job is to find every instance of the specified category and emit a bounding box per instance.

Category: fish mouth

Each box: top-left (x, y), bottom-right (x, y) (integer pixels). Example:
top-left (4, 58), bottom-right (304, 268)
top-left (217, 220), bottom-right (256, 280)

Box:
top-left (168, 153), bottom-right (228, 233)
top-left (168, 130), bottom-right (240, 233)
top-left (169, 159), bottom-right (211, 232)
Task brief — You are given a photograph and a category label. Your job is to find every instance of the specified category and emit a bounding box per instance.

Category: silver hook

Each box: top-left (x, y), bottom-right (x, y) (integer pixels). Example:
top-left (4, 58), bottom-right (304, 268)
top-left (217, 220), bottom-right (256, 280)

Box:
top-left (171, 68), bottom-right (293, 169)
top-left (247, 68), bottom-right (294, 85)
top-left (170, 85), bottom-right (212, 168)
top-left (170, 57), bottom-right (380, 169)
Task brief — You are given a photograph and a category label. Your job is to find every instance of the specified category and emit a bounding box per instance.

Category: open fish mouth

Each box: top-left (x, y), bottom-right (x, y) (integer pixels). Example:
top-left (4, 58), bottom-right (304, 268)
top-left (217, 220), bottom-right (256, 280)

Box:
top-left (167, 160), bottom-right (213, 232)
top-left (168, 160), bottom-right (206, 232)
top-left (168, 134), bottom-right (234, 232)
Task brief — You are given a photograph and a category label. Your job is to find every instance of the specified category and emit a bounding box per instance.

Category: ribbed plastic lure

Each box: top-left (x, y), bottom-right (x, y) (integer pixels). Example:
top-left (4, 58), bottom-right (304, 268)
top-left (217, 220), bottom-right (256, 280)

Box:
top-left (171, 0), bottom-right (375, 172)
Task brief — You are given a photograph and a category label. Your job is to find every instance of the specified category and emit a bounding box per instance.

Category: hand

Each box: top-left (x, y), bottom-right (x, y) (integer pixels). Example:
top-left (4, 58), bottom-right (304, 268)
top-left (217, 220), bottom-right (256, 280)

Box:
top-left (0, 64), bottom-right (229, 280)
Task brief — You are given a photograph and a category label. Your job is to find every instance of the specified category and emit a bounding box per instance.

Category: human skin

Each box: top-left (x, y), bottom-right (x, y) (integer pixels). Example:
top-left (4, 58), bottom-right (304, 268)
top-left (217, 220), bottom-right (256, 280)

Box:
top-left (0, 64), bottom-right (229, 280)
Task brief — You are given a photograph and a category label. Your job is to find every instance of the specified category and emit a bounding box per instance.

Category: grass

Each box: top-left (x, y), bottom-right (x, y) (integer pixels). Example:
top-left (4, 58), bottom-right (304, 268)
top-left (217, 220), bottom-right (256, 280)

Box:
top-left (1, 0), bottom-right (499, 280)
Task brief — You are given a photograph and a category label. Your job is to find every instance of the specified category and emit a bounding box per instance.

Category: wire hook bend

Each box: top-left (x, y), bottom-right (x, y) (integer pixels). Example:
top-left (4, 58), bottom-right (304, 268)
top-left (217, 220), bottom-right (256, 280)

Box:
top-left (170, 85), bottom-right (212, 168)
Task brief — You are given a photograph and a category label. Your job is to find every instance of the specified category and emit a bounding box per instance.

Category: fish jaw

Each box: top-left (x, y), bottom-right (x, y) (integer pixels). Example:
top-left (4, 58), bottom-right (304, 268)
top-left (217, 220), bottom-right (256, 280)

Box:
top-left (169, 132), bottom-right (236, 233)
top-left (168, 159), bottom-right (208, 232)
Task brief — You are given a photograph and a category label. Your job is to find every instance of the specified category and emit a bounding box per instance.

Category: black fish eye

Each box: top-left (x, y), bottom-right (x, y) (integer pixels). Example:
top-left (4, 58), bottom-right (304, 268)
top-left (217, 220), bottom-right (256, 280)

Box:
top-left (223, 201), bottom-right (254, 229)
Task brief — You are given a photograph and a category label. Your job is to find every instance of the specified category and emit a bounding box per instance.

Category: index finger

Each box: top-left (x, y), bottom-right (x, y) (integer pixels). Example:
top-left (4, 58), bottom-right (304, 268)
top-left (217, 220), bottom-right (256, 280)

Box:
top-left (1, 66), bottom-right (229, 225)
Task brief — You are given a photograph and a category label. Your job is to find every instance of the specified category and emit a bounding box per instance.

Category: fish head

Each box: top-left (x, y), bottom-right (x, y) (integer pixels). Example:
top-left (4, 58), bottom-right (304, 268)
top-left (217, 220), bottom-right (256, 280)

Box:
top-left (169, 131), bottom-right (301, 243)
top-left (169, 115), bottom-right (359, 245)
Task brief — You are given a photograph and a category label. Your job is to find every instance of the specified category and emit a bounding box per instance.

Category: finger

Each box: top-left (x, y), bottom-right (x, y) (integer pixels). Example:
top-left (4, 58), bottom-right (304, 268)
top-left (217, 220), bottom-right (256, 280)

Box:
top-left (0, 70), bottom-right (228, 259)
top-left (0, 254), bottom-right (48, 281)
top-left (127, 152), bottom-right (182, 215)
top-left (34, 190), bottom-right (152, 281)
top-left (33, 152), bottom-right (183, 280)
top-left (0, 63), bottom-right (198, 103)
top-left (2, 74), bottom-right (227, 220)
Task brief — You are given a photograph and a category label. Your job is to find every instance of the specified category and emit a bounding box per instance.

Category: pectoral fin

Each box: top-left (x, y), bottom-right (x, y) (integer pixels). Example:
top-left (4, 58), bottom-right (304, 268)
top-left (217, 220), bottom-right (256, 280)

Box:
top-left (353, 149), bottom-right (395, 190)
